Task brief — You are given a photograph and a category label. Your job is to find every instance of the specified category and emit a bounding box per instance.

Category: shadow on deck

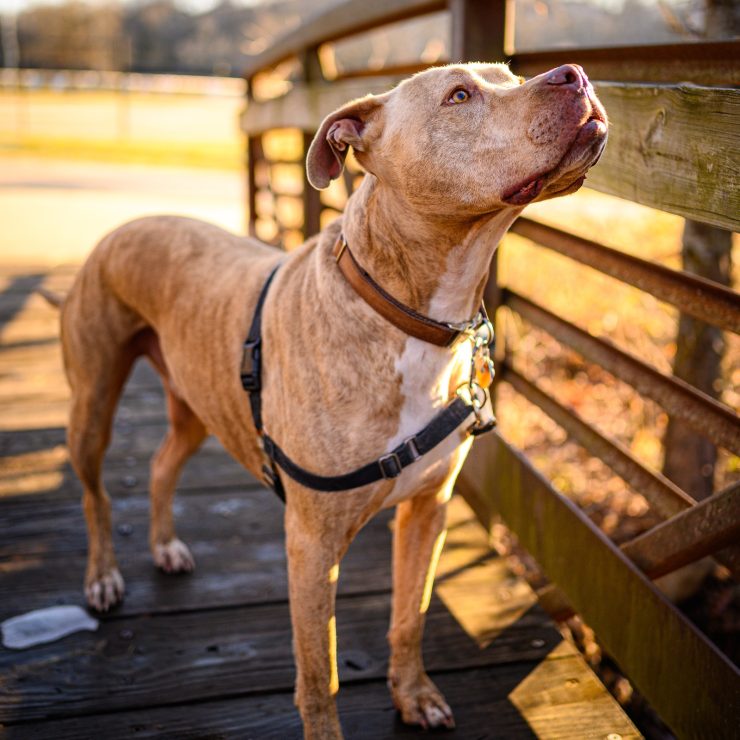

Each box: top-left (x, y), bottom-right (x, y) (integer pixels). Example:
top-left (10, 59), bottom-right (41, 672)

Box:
top-left (0, 266), bottom-right (639, 739)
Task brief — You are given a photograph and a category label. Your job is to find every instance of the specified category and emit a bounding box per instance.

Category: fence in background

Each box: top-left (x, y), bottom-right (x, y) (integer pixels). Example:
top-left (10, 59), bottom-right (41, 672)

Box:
top-left (239, 2), bottom-right (740, 736)
top-left (0, 68), bottom-right (245, 95)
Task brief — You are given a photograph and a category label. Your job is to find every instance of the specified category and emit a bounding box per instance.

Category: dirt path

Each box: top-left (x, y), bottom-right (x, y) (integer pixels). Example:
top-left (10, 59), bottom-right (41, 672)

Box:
top-left (0, 155), bottom-right (245, 267)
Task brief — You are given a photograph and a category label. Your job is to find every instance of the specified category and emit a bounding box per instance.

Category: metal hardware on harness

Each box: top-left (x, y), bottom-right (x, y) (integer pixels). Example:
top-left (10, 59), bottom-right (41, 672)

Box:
top-left (378, 452), bottom-right (403, 479)
top-left (333, 234), bottom-right (484, 348)
top-left (461, 308), bottom-right (497, 436)
top-left (334, 234), bottom-right (348, 263)
top-left (404, 436), bottom-right (421, 462)
top-left (240, 338), bottom-right (261, 391)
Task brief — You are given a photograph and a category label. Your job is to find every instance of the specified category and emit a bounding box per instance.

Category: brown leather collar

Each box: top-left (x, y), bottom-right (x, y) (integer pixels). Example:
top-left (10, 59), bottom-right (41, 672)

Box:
top-left (333, 234), bottom-right (477, 347)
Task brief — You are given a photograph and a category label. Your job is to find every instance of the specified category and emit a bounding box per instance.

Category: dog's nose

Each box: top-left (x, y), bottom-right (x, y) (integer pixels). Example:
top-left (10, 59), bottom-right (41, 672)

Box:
top-left (545, 64), bottom-right (585, 90)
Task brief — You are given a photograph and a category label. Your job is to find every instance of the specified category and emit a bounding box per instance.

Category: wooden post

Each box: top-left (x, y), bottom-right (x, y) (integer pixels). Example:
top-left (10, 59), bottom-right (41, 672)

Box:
top-left (246, 134), bottom-right (261, 238)
top-left (245, 75), bottom-right (259, 237)
top-left (301, 46), bottom-right (324, 240)
top-left (449, 0), bottom-right (510, 63)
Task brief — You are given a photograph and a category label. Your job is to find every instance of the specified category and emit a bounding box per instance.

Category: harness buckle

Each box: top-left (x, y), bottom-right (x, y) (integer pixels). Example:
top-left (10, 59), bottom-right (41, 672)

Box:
top-left (403, 436), bottom-right (421, 462)
top-left (378, 452), bottom-right (402, 479)
top-left (335, 234), bottom-right (348, 263)
top-left (240, 338), bottom-right (261, 391)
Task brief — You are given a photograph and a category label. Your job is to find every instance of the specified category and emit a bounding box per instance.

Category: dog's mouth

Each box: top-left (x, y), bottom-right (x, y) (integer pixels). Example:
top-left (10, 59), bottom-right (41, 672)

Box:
top-left (502, 175), bottom-right (546, 206)
top-left (502, 102), bottom-right (607, 206)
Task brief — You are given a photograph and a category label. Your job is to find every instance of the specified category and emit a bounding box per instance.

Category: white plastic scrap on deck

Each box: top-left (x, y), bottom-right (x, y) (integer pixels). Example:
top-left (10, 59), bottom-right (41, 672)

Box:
top-left (1, 605), bottom-right (99, 649)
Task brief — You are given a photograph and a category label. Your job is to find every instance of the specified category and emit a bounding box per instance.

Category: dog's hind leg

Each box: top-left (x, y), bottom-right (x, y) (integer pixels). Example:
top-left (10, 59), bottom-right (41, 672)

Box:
top-left (65, 329), bottom-right (138, 612)
top-left (148, 380), bottom-right (206, 573)
top-left (133, 328), bottom-right (206, 573)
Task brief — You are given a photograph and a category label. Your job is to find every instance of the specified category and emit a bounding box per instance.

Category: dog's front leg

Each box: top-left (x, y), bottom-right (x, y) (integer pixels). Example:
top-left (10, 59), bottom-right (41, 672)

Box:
top-left (388, 491), bottom-right (455, 729)
top-left (285, 503), bottom-right (344, 739)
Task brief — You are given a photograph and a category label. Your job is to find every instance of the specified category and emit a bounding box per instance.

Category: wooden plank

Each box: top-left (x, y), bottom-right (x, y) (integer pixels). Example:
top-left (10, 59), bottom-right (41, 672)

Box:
top-left (501, 364), bottom-right (695, 518)
top-left (534, 477), bottom-right (740, 621)
top-left (588, 82), bottom-right (739, 231)
top-left (241, 77), bottom-right (403, 135)
top-left (505, 290), bottom-right (740, 455)
top-left (0, 409), bottom-right (183, 460)
top-left (0, 489), bottom-right (392, 618)
top-left (512, 40), bottom-right (740, 87)
top-left (511, 217), bottom-right (740, 335)
top-left (458, 432), bottom-right (740, 740)
top-left (7, 647), bottom-right (639, 739)
top-left (0, 444), bottom-right (253, 500)
top-left (0, 590), bottom-right (561, 722)
top-left (0, 487), bottom-right (283, 560)
top-left (0, 423), bottom-right (255, 500)
top-left (621, 481), bottom-right (740, 580)
top-left (242, 0), bottom-right (445, 79)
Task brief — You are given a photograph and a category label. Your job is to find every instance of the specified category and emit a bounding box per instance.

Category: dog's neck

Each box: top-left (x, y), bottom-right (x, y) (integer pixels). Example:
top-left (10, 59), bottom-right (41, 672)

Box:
top-left (341, 176), bottom-right (521, 324)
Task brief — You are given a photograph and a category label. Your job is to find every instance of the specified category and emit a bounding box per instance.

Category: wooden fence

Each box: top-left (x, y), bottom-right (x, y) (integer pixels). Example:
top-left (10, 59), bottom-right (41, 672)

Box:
top-left (239, 2), bottom-right (740, 737)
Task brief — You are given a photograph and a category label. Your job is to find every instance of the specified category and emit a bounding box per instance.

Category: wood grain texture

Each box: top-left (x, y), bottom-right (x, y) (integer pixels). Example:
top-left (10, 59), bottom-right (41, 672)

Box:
top-left (0, 488), bottom-right (392, 618)
top-left (588, 82), bottom-right (739, 230)
top-left (460, 433), bottom-right (740, 740)
top-left (512, 41), bottom-right (740, 86)
top-left (0, 590), bottom-right (560, 722)
top-left (7, 651), bottom-right (639, 740)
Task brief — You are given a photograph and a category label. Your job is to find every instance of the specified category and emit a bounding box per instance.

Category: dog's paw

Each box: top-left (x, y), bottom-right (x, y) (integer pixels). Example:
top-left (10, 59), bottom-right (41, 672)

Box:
top-left (85, 568), bottom-right (125, 612)
top-left (153, 538), bottom-right (195, 574)
top-left (389, 673), bottom-right (455, 730)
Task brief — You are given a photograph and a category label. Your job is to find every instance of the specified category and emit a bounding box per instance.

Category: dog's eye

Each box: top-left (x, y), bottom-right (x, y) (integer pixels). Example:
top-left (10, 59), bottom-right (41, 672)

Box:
top-left (448, 88), bottom-right (470, 104)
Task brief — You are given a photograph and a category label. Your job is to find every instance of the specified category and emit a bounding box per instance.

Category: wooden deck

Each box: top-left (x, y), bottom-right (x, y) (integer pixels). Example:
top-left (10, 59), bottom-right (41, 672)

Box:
top-left (0, 266), bottom-right (640, 739)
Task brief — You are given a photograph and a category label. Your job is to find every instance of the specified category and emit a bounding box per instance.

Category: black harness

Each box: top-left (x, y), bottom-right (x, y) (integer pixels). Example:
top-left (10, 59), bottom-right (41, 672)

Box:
top-left (241, 262), bottom-right (495, 501)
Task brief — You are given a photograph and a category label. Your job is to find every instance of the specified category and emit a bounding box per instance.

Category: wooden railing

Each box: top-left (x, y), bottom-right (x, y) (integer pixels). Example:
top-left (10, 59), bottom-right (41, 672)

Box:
top-left (240, 2), bottom-right (740, 737)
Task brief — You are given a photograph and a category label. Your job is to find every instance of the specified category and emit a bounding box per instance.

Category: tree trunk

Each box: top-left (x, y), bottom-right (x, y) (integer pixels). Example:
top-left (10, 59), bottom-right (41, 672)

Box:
top-left (662, 221), bottom-right (732, 501)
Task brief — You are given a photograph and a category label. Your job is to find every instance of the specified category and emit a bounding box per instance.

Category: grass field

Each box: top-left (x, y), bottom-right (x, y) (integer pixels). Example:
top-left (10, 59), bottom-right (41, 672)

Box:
top-left (0, 90), bottom-right (244, 169)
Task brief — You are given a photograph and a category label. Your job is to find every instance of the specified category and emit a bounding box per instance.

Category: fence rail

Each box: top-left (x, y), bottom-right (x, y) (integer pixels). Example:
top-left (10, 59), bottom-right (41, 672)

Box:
top-left (240, 1), bottom-right (740, 736)
top-left (511, 218), bottom-right (740, 333)
top-left (0, 68), bottom-right (245, 96)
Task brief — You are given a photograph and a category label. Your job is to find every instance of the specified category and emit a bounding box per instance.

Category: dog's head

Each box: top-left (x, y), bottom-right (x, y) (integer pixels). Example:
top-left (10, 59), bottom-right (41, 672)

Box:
top-left (307, 63), bottom-right (607, 217)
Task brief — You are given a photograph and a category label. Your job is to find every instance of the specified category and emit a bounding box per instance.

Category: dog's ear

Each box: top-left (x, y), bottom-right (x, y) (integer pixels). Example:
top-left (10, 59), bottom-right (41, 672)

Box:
top-left (306, 94), bottom-right (385, 190)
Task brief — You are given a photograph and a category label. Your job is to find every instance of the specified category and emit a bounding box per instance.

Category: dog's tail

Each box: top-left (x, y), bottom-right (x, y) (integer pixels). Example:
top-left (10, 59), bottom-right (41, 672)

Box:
top-left (36, 287), bottom-right (66, 309)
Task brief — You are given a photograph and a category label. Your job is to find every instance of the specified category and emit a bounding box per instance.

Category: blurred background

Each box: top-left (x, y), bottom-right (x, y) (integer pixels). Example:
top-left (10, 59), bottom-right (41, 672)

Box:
top-left (0, 2), bottom-right (737, 735)
top-left (0, 0), bottom-right (735, 255)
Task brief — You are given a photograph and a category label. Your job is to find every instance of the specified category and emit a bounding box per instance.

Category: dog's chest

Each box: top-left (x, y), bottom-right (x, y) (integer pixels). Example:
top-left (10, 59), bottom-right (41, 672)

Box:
top-left (380, 336), bottom-right (474, 508)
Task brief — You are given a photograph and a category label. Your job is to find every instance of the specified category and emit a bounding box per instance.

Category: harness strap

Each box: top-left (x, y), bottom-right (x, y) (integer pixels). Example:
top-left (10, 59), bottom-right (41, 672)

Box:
top-left (241, 253), bottom-right (493, 499)
top-left (261, 396), bottom-right (473, 493)
top-left (241, 264), bottom-right (281, 433)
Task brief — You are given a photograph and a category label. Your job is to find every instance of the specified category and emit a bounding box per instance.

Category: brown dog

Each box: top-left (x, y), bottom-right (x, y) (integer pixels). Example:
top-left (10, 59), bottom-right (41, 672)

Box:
top-left (57, 63), bottom-right (606, 738)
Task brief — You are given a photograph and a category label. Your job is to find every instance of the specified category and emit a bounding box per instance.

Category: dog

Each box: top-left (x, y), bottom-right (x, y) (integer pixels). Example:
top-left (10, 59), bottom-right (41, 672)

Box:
top-left (54, 62), bottom-right (607, 738)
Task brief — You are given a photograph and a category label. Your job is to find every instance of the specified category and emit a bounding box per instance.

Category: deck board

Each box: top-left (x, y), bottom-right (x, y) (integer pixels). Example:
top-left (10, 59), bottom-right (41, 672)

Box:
top-left (0, 266), bottom-right (640, 738)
